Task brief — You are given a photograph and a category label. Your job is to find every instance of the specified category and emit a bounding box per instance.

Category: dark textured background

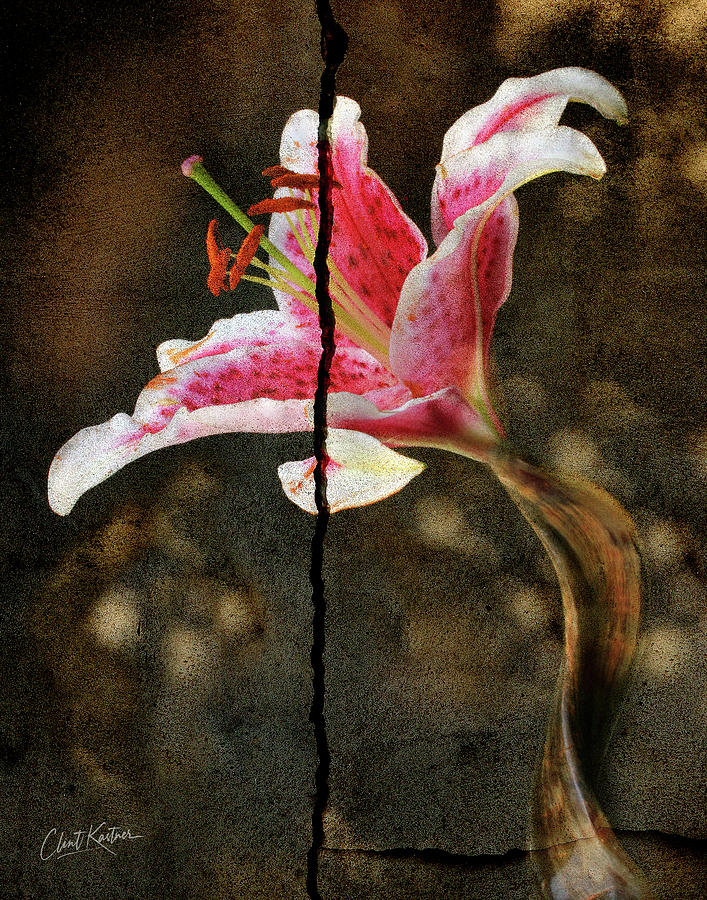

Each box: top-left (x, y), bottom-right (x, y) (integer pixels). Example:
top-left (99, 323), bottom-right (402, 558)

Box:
top-left (1, 0), bottom-right (705, 897)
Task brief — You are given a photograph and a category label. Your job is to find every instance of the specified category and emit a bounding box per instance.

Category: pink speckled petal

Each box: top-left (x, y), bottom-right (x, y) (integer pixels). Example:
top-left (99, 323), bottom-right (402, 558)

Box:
top-left (431, 68), bottom-right (626, 244)
top-left (440, 67), bottom-right (627, 160)
top-left (48, 400), bottom-right (310, 516)
top-left (269, 97), bottom-right (428, 331)
top-left (327, 387), bottom-right (500, 459)
top-left (49, 320), bottom-right (399, 514)
top-left (156, 310), bottom-right (313, 371)
top-left (395, 126), bottom-right (606, 398)
top-left (278, 429), bottom-right (425, 514)
top-left (392, 198), bottom-right (518, 400)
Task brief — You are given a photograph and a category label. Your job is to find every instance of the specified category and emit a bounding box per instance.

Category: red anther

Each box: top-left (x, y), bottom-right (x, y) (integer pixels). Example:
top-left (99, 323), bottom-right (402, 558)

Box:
top-left (247, 197), bottom-right (316, 216)
top-left (205, 219), bottom-right (232, 296)
top-left (229, 225), bottom-right (264, 290)
top-left (261, 165), bottom-right (293, 178)
top-left (270, 173), bottom-right (342, 191)
top-left (270, 173), bottom-right (321, 190)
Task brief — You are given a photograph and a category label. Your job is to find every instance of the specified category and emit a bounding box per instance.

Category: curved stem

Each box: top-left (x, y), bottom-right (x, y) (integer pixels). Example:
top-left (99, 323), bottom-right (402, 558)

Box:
top-left (490, 451), bottom-right (653, 900)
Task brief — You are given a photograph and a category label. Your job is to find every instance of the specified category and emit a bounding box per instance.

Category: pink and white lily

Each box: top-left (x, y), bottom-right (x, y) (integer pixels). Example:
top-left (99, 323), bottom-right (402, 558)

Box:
top-left (48, 67), bottom-right (626, 516)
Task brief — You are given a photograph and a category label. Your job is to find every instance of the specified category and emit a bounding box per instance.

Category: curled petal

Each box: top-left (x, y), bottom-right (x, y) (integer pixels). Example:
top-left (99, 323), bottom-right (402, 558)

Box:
top-left (432, 122), bottom-right (607, 244)
top-left (156, 310), bottom-right (305, 371)
top-left (278, 109), bottom-right (320, 174)
top-left (277, 429), bottom-right (425, 514)
top-left (432, 68), bottom-right (626, 244)
top-left (395, 127), bottom-right (605, 398)
top-left (440, 67), bottom-right (628, 161)
top-left (48, 400), bottom-right (310, 516)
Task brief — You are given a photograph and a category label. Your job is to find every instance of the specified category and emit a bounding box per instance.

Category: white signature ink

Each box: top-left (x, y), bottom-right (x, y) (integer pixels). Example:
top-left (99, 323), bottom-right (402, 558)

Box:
top-left (40, 823), bottom-right (144, 860)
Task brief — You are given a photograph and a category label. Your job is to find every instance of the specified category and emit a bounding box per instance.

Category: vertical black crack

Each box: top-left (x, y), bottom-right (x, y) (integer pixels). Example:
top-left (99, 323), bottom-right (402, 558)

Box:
top-left (307, 3), bottom-right (348, 898)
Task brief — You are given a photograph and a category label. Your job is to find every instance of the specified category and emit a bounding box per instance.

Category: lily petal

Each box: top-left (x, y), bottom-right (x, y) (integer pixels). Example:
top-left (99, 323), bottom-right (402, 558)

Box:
top-left (440, 67), bottom-right (628, 160)
top-left (432, 68), bottom-right (626, 244)
top-left (156, 310), bottom-right (308, 371)
top-left (393, 126), bottom-right (605, 400)
top-left (48, 400), bottom-right (309, 516)
top-left (277, 429), bottom-right (425, 514)
top-left (269, 97), bottom-right (428, 331)
top-left (50, 314), bottom-right (398, 515)
top-left (327, 388), bottom-right (498, 459)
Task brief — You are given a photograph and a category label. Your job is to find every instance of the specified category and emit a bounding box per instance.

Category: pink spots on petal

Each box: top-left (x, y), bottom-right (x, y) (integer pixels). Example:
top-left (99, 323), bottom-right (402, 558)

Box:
top-left (329, 348), bottom-right (398, 394)
top-left (326, 130), bottom-right (427, 328)
top-left (475, 199), bottom-right (518, 365)
top-left (438, 171), bottom-right (505, 231)
top-left (396, 264), bottom-right (476, 396)
top-left (473, 92), bottom-right (554, 145)
top-left (138, 339), bottom-right (400, 445)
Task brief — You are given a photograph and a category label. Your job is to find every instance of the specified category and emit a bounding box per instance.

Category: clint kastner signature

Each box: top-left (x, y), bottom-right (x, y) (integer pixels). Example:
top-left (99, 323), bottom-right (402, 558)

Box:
top-left (40, 823), bottom-right (144, 860)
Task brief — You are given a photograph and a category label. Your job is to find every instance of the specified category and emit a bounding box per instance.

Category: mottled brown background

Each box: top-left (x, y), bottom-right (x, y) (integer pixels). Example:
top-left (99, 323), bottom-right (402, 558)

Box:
top-left (1, 0), bottom-right (705, 897)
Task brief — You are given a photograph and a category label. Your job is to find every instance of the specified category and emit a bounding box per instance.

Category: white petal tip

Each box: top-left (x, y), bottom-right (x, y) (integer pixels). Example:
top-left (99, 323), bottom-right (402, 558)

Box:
top-left (47, 482), bottom-right (75, 517)
top-left (278, 430), bottom-right (425, 514)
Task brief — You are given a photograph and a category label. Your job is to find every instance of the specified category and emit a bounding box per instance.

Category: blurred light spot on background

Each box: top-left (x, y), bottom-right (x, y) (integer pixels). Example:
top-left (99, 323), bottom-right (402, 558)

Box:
top-left (86, 585), bottom-right (141, 651)
top-left (161, 461), bottom-right (221, 503)
top-left (679, 141), bottom-right (707, 195)
top-left (639, 625), bottom-right (692, 679)
top-left (549, 428), bottom-right (601, 476)
top-left (582, 379), bottom-right (649, 431)
top-left (414, 495), bottom-right (500, 563)
top-left (164, 627), bottom-right (216, 685)
top-left (509, 584), bottom-right (549, 634)
top-left (152, 508), bottom-right (207, 565)
top-left (638, 513), bottom-right (687, 569)
top-left (215, 591), bottom-right (259, 639)
top-left (661, 0), bottom-right (706, 50)
top-left (414, 495), bottom-right (465, 546)
top-left (322, 806), bottom-right (356, 851)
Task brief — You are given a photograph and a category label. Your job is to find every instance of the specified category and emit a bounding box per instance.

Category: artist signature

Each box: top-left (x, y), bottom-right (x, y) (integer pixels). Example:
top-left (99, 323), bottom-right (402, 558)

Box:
top-left (40, 823), bottom-right (144, 860)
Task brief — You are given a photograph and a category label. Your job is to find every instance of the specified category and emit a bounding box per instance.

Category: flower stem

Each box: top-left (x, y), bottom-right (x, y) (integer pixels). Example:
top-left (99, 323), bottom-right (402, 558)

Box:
top-left (490, 452), bottom-right (653, 899)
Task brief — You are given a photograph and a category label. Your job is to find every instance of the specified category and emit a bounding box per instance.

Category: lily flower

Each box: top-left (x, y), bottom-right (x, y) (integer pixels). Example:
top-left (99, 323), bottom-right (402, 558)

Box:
top-left (48, 67), bottom-right (626, 516)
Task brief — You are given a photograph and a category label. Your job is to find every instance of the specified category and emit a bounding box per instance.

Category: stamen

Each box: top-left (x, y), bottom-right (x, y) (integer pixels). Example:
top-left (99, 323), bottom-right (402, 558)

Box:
top-left (181, 158), bottom-right (392, 367)
top-left (206, 219), bottom-right (231, 296)
top-left (271, 173), bottom-right (321, 191)
top-left (182, 158), bottom-right (315, 294)
top-left (298, 191), bottom-right (392, 348)
top-left (286, 203), bottom-right (386, 344)
top-left (272, 173), bottom-right (342, 190)
top-left (229, 224), bottom-right (264, 290)
top-left (248, 197), bottom-right (316, 216)
top-left (261, 164), bottom-right (293, 178)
